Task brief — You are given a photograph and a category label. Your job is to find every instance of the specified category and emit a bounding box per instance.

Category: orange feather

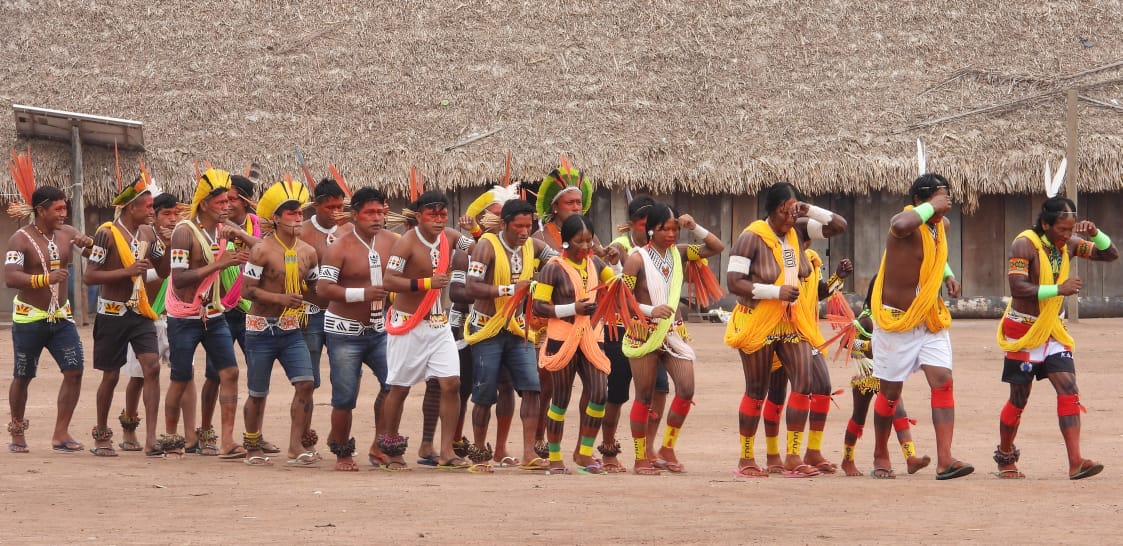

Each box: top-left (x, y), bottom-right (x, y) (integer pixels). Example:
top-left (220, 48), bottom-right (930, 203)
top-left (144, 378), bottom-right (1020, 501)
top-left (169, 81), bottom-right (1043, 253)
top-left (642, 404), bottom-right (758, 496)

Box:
top-left (9, 147), bottom-right (36, 204)
top-left (114, 141), bottom-right (123, 193)
top-left (502, 152), bottom-right (511, 187)
top-left (409, 166), bottom-right (423, 201)
top-left (327, 164), bottom-right (352, 197)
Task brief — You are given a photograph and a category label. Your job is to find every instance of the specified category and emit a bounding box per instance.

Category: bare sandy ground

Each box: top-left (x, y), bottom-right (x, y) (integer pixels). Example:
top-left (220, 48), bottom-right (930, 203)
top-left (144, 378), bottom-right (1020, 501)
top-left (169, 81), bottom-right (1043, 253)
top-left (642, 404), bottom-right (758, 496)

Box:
top-left (1, 318), bottom-right (1122, 545)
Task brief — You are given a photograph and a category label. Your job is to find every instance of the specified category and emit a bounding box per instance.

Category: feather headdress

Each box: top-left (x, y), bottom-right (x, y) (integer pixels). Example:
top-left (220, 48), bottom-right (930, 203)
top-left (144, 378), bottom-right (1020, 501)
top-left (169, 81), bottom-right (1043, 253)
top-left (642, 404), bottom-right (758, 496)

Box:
top-left (6, 147), bottom-right (36, 220)
top-left (536, 157), bottom-right (592, 220)
top-left (190, 167), bottom-right (232, 218)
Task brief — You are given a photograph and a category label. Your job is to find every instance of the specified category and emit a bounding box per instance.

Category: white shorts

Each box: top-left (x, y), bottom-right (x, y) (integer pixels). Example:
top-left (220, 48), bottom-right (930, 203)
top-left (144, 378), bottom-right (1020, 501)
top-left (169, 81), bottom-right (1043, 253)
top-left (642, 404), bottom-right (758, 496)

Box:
top-left (123, 317), bottom-right (169, 378)
top-left (385, 314), bottom-right (459, 386)
top-left (871, 324), bottom-right (952, 382)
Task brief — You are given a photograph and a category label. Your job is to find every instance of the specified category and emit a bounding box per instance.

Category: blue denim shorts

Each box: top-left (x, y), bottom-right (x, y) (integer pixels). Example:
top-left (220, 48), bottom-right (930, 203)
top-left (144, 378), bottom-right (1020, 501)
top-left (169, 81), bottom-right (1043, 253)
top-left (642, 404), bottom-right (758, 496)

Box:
top-left (12, 319), bottom-right (84, 378)
top-left (326, 329), bottom-right (388, 410)
top-left (206, 307), bottom-right (246, 374)
top-left (245, 325), bottom-right (314, 397)
top-left (469, 329), bottom-right (540, 405)
top-left (167, 315), bottom-right (237, 383)
top-left (303, 311), bottom-right (325, 389)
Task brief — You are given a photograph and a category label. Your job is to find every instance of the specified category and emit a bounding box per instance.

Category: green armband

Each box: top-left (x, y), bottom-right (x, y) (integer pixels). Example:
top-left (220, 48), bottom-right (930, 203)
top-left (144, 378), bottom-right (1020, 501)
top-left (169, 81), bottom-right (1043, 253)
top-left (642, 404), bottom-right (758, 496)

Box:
top-left (943, 263), bottom-right (955, 280)
top-left (1092, 230), bottom-right (1112, 251)
top-left (913, 202), bottom-right (935, 223)
top-left (1037, 284), bottom-right (1059, 300)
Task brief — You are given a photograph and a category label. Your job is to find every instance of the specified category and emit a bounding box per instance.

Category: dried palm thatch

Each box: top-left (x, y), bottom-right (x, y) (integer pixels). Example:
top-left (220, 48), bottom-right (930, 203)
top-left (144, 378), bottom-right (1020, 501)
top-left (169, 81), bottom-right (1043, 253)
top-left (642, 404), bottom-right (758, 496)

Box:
top-left (1, 1), bottom-right (1122, 212)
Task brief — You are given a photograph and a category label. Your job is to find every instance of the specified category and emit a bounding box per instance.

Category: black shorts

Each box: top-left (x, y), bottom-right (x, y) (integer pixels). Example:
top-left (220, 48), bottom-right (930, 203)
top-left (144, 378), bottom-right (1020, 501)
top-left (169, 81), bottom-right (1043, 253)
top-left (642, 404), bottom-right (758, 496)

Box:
top-left (606, 326), bottom-right (670, 405)
top-left (93, 311), bottom-right (158, 371)
top-left (1001, 351), bottom-right (1075, 385)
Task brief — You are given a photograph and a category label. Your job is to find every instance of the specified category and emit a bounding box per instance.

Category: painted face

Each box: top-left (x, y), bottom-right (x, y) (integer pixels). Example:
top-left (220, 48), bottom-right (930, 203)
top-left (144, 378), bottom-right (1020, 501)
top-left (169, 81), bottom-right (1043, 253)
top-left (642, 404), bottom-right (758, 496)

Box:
top-left (354, 200), bottom-right (388, 233)
top-left (1044, 215), bottom-right (1076, 248)
top-left (155, 207), bottom-right (180, 230)
top-left (204, 190), bottom-right (231, 221)
top-left (630, 217), bottom-right (648, 244)
top-left (316, 196), bottom-right (345, 225)
top-left (418, 204), bottom-right (448, 237)
top-left (566, 229), bottom-right (594, 261)
top-left (503, 213), bottom-right (534, 247)
top-left (129, 194), bottom-right (155, 225)
top-left (275, 208), bottom-right (305, 236)
top-left (651, 218), bottom-right (680, 249)
top-left (769, 197), bottom-right (799, 233)
top-left (37, 199), bottom-right (68, 229)
top-left (227, 194), bottom-right (249, 219)
top-left (553, 190), bottom-right (583, 222)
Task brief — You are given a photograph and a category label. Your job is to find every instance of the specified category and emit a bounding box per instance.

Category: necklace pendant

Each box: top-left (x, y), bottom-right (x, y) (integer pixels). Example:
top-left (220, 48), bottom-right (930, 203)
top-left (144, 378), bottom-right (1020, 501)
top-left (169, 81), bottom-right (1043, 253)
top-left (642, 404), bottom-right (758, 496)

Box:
top-left (430, 248), bottom-right (440, 268)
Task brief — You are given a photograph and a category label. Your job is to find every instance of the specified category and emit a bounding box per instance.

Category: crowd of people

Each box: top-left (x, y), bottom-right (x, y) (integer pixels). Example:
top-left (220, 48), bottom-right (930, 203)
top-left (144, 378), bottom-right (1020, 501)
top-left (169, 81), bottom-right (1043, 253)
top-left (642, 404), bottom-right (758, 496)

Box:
top-left (4, 153), bottom-right (1118, 480)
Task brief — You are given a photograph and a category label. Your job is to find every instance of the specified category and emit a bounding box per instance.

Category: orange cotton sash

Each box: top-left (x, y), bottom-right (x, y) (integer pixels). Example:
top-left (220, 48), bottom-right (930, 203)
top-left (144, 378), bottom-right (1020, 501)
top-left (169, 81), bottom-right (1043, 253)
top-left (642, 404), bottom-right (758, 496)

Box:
top-left (538, 257), bottom-right (610, 373)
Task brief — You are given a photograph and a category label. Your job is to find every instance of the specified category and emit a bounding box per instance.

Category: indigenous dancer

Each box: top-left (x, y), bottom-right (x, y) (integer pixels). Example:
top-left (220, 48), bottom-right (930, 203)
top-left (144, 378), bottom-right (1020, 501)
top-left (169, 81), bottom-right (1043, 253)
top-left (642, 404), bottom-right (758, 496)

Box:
top-left (119, 192), bottom-right (192, 454)
top-left (532, 214), bottom-right (616, 474)
top-left (838, 277), bottom-right (930, 477)
top-left (869, 173), bottom-right (972, 480)
top-left (241, 180), bottom-right (320, 466)
top-left (994, 196), bottom-right (1117, 479)
top-left (300, 178), bottom-right (354, 388)
top-left (381, 190), bottom-right (474, 471)
top-left (599, 195), bottom-right (671, 472)
top-left (317, 187), bottom-right (398, 471)
top-left (760, 226), bottom-right (853, 473)
top-left (419, 184), bottom-right (520, 466)
top-left (621, 203), bottom-right (723, 475)
top-left (5, 178), bottom-right (94, 453)
top-left (84, 175), bottom-right (168, 457)
top-left (725, 183), bottom-right (846, 478)
top-left (531, 161), bottom-right (598, 459)
top-left (164, 169), bottom-right (254, 458)
top-left (465, 199), bottom-right (558, 472)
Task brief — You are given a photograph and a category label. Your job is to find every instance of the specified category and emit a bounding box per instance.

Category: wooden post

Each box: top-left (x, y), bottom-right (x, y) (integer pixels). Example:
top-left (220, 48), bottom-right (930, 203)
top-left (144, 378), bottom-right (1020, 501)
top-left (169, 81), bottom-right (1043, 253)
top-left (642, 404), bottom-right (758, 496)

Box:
top-left (1065, 89), bottom-right (1080, 322)
top-left (70, 124), bottom-right (87, 325)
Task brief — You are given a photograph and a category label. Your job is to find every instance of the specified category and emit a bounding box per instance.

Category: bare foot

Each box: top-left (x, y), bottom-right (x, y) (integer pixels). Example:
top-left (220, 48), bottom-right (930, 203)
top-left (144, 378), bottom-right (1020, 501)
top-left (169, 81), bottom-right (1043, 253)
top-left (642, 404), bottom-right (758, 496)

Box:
top-left (657, 446), bottom-right (685, 473)
top-left (803, 450), bottom-right (837, 474)
top-left (841, 459), bottom-right (863, 477)
top-left (335, 456), bottom-right (359, 472)
top-left (766, 452), bottom-right (784, 472)
top-left (907, 455), bottom-right (932, 474)
top-left (633, 459), bottom-right (662, 476)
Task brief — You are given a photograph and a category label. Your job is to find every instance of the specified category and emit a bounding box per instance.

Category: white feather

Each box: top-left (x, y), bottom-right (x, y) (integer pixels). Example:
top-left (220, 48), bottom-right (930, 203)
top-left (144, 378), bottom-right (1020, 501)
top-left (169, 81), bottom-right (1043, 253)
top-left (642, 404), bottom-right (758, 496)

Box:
top-left (916, 138), bottom-right (927, 176)
top-left (1050, 158), bottom-right (1067, 198)
top-left (1044, 159), bottom-right (1052, 196)
top-left (148, 179), bottom-right (163, 197)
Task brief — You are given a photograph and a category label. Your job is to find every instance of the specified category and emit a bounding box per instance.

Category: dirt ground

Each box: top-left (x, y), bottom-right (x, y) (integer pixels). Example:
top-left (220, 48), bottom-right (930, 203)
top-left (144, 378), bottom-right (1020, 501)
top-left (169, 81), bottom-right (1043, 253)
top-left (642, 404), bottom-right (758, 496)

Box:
top-left (1, 318), bottom-right (1122, 545)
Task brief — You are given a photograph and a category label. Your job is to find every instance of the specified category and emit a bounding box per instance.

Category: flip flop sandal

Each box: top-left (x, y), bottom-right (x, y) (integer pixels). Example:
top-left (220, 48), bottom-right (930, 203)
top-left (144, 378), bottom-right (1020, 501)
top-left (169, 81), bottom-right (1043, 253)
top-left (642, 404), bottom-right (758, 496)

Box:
top-left (994, 469), bottom-right (1026, 479)
top-left (782, 464), bottom-right (821, 478)
top-left (218, 446), bottom-right (247, 459)
top-left (145, 447), bottom-right (166, 458)
top-left (118, 440), bottom-right (143, 452)
top-left (379, 461), bottom-right (413, 472)
top-left (869, 467), bottom-right (896, 479)
top-left (468, 463), bottom-right (495, 474)
top-left (7, 442), bottom-right (29, 454)
top-left (575, 464), bottom-right (607, 475)
top-left (244, 455), bottom-right (272, 466)
top-left (732, 465), bottom-right (769, 478)
top-left (286, 452), bottom-right (318, 466)
top-left (518, 457), bottom-right (550, 471)
top-left (496, 456), bottom-right (520, 467)
top-left (935, 461), bottom-right (975, 481)
top-left (416, 455), bottom-right (439, 467)
top-left (1070, 460), bottom-right (1104, 480)
top-left (52, 440), bottom-right (84, 453)
top-left (545, 467), bottom-right (571, 475)
top-left (89, 446), bottom-right (118, 457)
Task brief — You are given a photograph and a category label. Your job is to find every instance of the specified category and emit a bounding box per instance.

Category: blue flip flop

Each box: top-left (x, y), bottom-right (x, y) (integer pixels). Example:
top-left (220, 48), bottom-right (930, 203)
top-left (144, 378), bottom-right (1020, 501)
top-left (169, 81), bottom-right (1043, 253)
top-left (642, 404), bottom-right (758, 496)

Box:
top-left (52, 440), bottom-right (83, 453)
top-left (416, 455), bottom-right (439, 467)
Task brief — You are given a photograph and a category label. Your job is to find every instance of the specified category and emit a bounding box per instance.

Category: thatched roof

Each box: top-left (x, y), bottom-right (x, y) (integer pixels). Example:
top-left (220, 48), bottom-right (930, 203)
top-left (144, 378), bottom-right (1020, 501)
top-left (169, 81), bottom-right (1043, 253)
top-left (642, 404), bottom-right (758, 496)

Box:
top-left (2, 1), bottom-right (1123, 209)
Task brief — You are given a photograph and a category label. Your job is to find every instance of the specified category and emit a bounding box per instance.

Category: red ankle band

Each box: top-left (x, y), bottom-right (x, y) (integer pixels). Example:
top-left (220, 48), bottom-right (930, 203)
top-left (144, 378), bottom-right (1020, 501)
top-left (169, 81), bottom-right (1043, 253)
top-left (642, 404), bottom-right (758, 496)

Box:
top-left (762, 398), bottom-right (782, 421)
top-left (739, 395), bottom-right (763, 417)
top-left (1000, 400), bottom-right (1023, 427)
top-left (1057, 394), bottom-right (1081, 417)
top-left (931, 381), bottom-right (955, 409)
top-left (786, 392), bottom-right (811, 412)
top-left (873, 392), bottom-right (897, 417)
top-left (846, 419), bottom-right (864, 439)
top-left (809, 394), bottom-right (831, 415)
top-left (670, 396), bottom-right (692, 417)
top-left (630, 401), bottom-right (651, 424)
top-left (892, 416), bottom-right (911, 432)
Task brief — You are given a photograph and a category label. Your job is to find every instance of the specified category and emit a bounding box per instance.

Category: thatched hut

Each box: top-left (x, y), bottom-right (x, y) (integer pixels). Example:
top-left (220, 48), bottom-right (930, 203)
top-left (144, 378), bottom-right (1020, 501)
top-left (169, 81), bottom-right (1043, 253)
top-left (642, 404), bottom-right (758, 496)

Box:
top-left (2, 1), bottom-right (1122, 315)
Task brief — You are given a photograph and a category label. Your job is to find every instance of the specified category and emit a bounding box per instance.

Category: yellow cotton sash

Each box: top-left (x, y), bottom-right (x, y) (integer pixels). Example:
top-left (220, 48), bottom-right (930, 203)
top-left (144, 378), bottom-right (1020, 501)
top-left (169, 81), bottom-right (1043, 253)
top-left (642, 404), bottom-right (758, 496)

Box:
top-left (724, 221), bottom-right (823, 353)
top-left (464, 233), bottom-right (535, 344)
top-left (538, 257), bottom-right (610, 373)
top-left (101, 222), bottom-right (158, 320)
top-left (871, 208), bottom-right (951, 333)
top-left (996, 230), bottom-right (1074, 351)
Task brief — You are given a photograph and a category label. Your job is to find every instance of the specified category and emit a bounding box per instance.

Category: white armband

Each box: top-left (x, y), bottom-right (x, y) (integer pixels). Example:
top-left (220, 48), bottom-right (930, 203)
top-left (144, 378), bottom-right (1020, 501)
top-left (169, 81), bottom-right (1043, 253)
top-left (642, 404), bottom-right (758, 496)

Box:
top-left (728, 255), bottom-right (751, 275)
top-left (692, 225), bottom-right (710, 239)
top-left (555, 303), bottom-right (576, 318)
top-left (498, 284), bottom-right (516, 297)
top-left (751, 283), bottom-right (782, 300)
top-left (345, 287), bottom-right (366, 303)
top-left (450, 270), bottom-right (467, 285)
top-left (807, 219), bottom-right (826, 241)
top-left (169, 248), bottom-right (190, 269)
top-left (386, 255), bottom-right (405, 273)
top-left (88, 245), bottom-right (107, 265)
top-left (467, 261), bottom-right (487, 279)
top-left (806, 205), bottom-right (833, 225)
top-left (5, 251), bottom-right (24, 266)
top-left (638, 303), bottom-right (654, 317)
top-left (306, 266), bottom-right (319, 281)
top-left (243, 263), bottom-right (264, 280)
top-left (319, 265), bottom-right (340, 283)
top-left (145, 269), bottom-right (161, 283)
top-left (539, 247), bottom-right (560, 261)
top-left (455, 235), bottom-right (473, 252)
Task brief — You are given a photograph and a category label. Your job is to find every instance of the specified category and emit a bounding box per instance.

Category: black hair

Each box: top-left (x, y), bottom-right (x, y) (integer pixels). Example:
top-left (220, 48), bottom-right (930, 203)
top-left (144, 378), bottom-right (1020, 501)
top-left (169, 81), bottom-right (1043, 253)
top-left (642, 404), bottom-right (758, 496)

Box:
top-left (274, 201), bottom-right (302, 217)
top-left (763, 182), bottom-right (802, 215)
top-left (153, 193), bottom-right (179, 212)
top-left (31, 186), bottom-right (66, 210)
top-left (229, 175), bottom-right (254, 199)
top-left (1033, 196), bottom-right (1077, 236)
top-left (909, 173), bottom-right (950, 205)
top-left (415, 190), bottom-right (448, 210)
top-left (561, 214), bottom-right (594, 243)
top-left (500, 199), bottom-right (535, 223)
top-left (314, 178), bottom-right (345, 202)
top-left (644, 203), bottom-right (678, 236)
top-left (863, 275), bottom-right (877, 310)
top-left (627, 195), bottom-right (656, 221)
top-left (350, 187), bottom-right (386, 211)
